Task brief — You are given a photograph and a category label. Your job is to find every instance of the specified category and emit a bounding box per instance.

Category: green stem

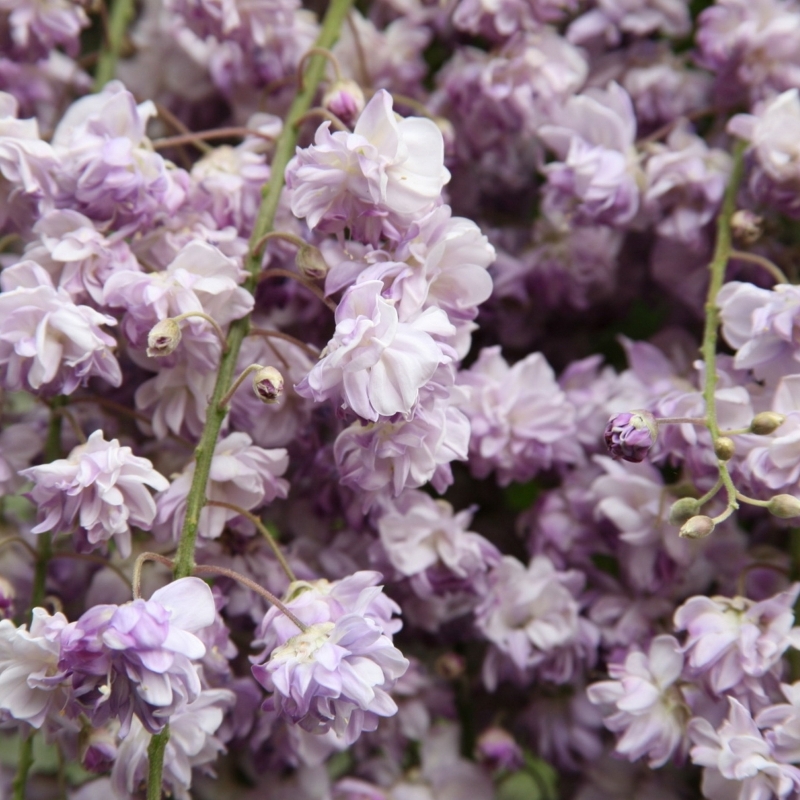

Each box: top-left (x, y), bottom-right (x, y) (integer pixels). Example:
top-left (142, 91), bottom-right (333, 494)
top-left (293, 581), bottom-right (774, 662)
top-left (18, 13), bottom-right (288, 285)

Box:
top-left (93, 0), bottom-right (135, 90)
top-left (146, 726), bottom-right (169, 800)
top-left (12, 736), bottom-right (34, 800)
top-left (153, 1), bottom-right (355, 795)
top-left (701, 141), bottom-right (746, 517)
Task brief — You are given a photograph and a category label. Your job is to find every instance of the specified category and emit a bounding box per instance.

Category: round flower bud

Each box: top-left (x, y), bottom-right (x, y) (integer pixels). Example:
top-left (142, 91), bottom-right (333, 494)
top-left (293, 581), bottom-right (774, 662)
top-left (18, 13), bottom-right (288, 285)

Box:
top-left (750, 412), bottom-right (786, 435)
top-left (295, 244), bottom-right (328, 281)
top-left (322, 79), bottom-right (365, 127)
top-left (731, 210), bottom-right (764, 245)
top-left (714, 437), bottom-right (736, 461)
top-left (604, 410), bottom-right (658, 463)
top-left (679, 515), bottom-right (716, 539)
top-left (767, 494), bottom-right (800, 519)
top-left (146, 318), bottom-right (182, 358)
top-left (435, 652), bottom-right (466, 680)
top-left (669, 497), bottom-right (701, 526)
top-left (252, 365), bottom-right (284, 404)
top-left (476, 727), bottom-right (524, 772)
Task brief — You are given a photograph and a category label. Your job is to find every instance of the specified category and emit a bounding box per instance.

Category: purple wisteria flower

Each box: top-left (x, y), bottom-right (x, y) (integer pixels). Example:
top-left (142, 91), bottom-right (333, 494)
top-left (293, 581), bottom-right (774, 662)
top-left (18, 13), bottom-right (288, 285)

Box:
top-left (538, 82), bottom-right (641, 228)
top-left (689, 698), bottom-right (800, 800)
top-left (0, 607), bottom-right (68, 728)
top-left (674, 587), bottom-right (800, 696)
top-left (154, 432), bottom-right (289, 542)
top-left (296, 280), bottom-right (455, 422)
top-left (21, 429), bottom-right (169, 557)
top-left (104, 239), bottom-right (253, 364)
top-left (567, 0), bottom-right (691, 47)
top-left (588, 635), bottom-right (690, 767)
top-left (251, 571), bottom-right (409, 744)
top-left (285, 89), bottom-right (450, 243)
top-left (111, 687), bottom-right (235, 799)
top-left (604, 410), bottom-right (658, 463)
top-left (51, 81), bottom-right (187, 230)
top-left (0, 0), bottom-right (89, 59)
top-left (334, 392), bottom-right (470, 504)
top-left (22, 208), bottom-right (140, 305)
top-left (728, 89), bottom-right (800, 217)
top-left (0, 90), bottom-right (57, 232)
top-left (59, 577), bottom-right (216, 734)
top-left (0, 260), bottom-right (121, 395)
top-left (475, 555), bottom-right (598, 689)
top-left (458, 346), bottom-right (582, 485)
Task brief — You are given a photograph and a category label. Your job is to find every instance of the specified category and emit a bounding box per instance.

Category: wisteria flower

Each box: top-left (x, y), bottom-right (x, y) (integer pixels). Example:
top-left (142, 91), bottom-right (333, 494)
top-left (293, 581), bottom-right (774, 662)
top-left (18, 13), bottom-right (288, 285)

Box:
top-left (588, 635), bottom-right (689, 767)
top-left (59, 577), bottom-right (216, 735)
top-left (674, 587), bottom-right (800, 694)
top-left (22, 430), bottom-right (168, 558)
top-left (297, 280), bottom-right (455, 421)
top-left (0, 260), bottom-right (121, 395)
top-left (286, 89), bottom-right (450, 242)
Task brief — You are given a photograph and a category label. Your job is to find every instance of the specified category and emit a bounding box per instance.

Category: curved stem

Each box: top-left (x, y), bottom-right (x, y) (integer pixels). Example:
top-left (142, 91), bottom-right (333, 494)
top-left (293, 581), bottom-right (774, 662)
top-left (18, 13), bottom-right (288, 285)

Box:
top-left (249, 328), bottom-right (320, 360)
top-left (132, 552), bottom-right (175, 600)
top-left (730, 249), bottom-right (789, 284)
top-left (296, 107), bottom-right (349, 131)
top-left (193, 564), bottom-right (306, 631)
top-left (735, 491), bottom-right (771, 508)
top-left (205, 500), bottom-right (296, 582)
top-left (151, 127), bottom-right (276, 151)
top-left (171, 311), bottom-right (229, 353)
top-left (297, 47), bottom-right (343, 89)
top-left (217, 364), bottom-right (263, 410)
top-left (696, 476), bottom-right (724, 507)
top-left (259, 267), bottom-right (337, 311)
top-left (0, 536), bottom-right (38, 559)
top-left (345, 10), bottom-right (370, 87)
top-left (252, 230), bottom-right (308, 259)
top-left (93, 0), bottom-right (135, 90)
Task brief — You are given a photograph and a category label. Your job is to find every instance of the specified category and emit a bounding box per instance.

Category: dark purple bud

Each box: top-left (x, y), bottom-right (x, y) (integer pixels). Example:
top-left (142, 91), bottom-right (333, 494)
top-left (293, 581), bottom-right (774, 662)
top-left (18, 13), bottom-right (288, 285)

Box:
top-left (322, 80), bottom-right (365, 127)
top-left (604, 411), bottom-right (657, 463)
top-left (476, 726), bottom-right (524, 772)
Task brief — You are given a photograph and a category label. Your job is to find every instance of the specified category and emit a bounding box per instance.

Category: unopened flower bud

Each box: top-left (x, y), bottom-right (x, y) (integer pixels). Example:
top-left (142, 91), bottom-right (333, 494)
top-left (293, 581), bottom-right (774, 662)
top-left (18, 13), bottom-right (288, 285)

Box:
top-left (322, 79), bottom-right (365, 127)
top-left (669, 497), bottom-right (701, 526)
top-left (714, 437), bottom-right (735, 461)
top-left (750, 412), bottom-right (786, 435)
top-left (252, 365), bottom-right (284, 404)
top-left (435, 652), bottom-right (466, 680)
top-left (731, 209), bottom-right (764, 244)
top-left (476, 727), bottom-right (524, 772)
top-left (679, 515), bottom-right (716, 539)
top-left (767, 494), bottom-right (800, 519)
top-left (295, 244), bottom-right (328, 280)
top-left (146, 318), bottom-right (181, 358)
top-left (604, 410), bottom-right (657, 463)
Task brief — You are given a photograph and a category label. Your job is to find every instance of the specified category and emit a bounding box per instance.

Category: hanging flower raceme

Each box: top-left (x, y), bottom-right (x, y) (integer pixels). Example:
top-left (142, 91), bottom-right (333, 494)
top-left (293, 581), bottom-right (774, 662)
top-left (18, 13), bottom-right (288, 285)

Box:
top-left (251, 571), bottom-right (409, 744)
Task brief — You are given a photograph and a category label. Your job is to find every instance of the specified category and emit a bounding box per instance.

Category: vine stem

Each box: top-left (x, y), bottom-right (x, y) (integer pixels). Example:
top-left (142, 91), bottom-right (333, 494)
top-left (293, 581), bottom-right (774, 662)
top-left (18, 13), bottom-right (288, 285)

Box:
top-left (93, 0), bottom-right (135, 90)
top-left (205, 500), bottom-right (297, 581)
top-left (147, 0), bottom-right (355, 793)
top-left (702, 141), bottom-right (747, 521)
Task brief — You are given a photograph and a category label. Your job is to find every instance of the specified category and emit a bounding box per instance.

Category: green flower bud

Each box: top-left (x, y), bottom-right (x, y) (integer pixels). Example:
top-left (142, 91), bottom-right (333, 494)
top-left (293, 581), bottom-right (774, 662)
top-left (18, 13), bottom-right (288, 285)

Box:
top-left (750, 412), bottom-right (786, 435)
top-left (714, 437), bottom-right (735, 461)
top-left (295, 245), bottom-right (328, 281)
top-left (669, 497), bottom-right (701, 526)
top-left (767, 494), bottom-right (800, 519)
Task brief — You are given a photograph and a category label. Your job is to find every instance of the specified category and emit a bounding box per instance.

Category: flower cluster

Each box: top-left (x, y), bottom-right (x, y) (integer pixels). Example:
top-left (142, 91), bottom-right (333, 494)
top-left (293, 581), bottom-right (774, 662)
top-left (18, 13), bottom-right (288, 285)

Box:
top-left (4, 0), bottom-right (800, 798)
